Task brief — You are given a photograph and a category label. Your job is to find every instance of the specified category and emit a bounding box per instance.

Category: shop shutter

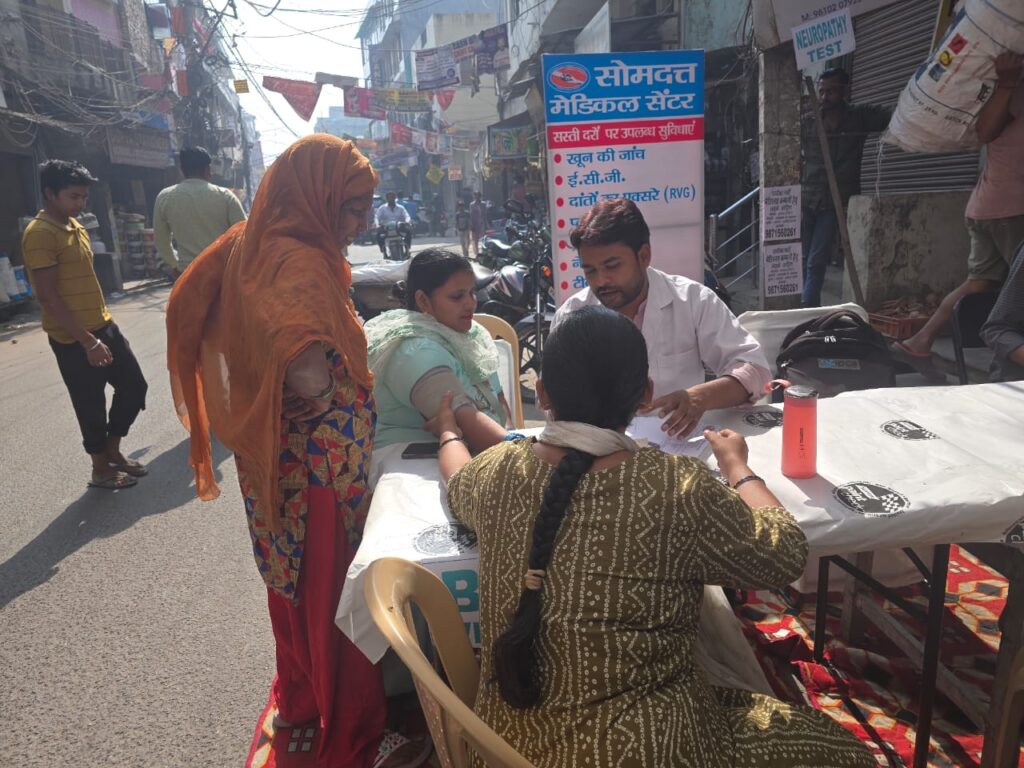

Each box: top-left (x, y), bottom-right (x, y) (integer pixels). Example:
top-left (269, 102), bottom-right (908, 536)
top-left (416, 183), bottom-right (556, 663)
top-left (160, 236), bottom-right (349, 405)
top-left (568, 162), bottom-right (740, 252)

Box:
top-left (850, 0), bottom-right (980, 195)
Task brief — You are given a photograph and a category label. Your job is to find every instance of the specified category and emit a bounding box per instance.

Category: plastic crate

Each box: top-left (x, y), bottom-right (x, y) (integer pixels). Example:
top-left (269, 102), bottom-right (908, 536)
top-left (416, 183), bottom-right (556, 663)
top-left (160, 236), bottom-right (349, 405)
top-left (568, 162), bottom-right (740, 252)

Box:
top-left (868, 312), bottom-right (929, 340)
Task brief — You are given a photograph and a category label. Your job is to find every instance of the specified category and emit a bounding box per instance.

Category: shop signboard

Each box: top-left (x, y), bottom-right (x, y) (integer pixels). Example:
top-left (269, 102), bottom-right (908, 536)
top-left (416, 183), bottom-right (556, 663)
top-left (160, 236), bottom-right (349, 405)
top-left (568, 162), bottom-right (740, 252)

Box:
top-left (542, 51), bottom-right (705, 304)
top-left (488, 125), bottom-right (530, 159)
top-left (106, 127), bottom-right (173, 169)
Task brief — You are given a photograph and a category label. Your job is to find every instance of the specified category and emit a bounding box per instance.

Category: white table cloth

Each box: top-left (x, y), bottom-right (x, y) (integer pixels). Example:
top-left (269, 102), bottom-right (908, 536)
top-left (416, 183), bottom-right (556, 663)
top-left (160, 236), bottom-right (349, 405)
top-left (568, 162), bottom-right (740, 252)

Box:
top-left (336, 383), bottom-right (1024, 694)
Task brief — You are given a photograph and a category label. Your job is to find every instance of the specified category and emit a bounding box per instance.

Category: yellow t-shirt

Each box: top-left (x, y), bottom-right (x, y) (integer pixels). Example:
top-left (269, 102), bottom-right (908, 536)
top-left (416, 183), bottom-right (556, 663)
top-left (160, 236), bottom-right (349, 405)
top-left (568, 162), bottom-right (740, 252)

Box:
top-left (21, 212), bottom-right (112, 344)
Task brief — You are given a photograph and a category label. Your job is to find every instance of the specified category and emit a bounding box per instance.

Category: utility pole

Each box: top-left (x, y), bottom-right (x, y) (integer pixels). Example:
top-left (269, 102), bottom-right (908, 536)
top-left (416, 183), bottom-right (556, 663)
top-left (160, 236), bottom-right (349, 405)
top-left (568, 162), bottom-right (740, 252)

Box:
top-left (239, 104), bottom-right (252, 209)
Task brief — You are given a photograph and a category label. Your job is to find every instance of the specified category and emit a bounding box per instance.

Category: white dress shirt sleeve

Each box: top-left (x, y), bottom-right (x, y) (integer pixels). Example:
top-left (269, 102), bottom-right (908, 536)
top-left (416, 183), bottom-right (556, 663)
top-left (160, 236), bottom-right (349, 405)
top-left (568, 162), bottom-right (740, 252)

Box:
top-left (690, 283), bottom-right (772, 402)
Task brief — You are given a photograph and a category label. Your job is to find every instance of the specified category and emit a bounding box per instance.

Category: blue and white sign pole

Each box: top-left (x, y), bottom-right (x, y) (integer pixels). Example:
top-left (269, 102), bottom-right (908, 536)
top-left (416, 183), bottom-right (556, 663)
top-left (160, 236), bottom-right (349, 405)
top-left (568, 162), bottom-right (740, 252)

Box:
top-left (542, 51), bottom-right (706, 304)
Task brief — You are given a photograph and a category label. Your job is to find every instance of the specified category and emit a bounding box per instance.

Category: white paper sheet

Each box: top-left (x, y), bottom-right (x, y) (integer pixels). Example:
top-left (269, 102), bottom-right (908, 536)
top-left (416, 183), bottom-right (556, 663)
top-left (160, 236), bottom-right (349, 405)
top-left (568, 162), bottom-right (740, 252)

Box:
top-left (627, 415), bottom-right (715, 459)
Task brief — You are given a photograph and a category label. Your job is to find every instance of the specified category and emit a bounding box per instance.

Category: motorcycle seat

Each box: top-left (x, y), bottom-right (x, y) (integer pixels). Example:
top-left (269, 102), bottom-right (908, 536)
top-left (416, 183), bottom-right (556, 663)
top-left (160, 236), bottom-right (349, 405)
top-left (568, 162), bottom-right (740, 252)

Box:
top-left (483, 238), bottom-right (513, 254)
top-left (471, 262), bottom-right (495, 290)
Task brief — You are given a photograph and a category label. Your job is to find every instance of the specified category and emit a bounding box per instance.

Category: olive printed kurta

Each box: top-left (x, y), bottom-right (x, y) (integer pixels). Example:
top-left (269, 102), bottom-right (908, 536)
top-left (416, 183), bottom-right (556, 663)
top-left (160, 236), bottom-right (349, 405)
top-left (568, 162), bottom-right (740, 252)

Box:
top-left (447, 439), bottom-right (875, 768)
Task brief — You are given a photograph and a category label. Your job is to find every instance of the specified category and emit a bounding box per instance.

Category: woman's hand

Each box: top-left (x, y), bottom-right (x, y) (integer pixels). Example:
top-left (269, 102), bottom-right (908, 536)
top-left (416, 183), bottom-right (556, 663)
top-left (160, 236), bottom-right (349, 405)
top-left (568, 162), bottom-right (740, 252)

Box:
top-left (285, 343), bottom-right (332, 399)
top-left (282, 388), bottom-right (332, 422)
top-left (704, 429), bottom-right (751, 483)
top-left (424, 391), bottom-right (461, 438)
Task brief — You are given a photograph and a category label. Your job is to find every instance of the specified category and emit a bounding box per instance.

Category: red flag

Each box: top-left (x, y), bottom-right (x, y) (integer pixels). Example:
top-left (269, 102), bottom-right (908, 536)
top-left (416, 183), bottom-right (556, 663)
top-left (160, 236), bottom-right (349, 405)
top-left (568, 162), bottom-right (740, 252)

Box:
top-left (435, 88), bottom-right (456, 110)
top-left (262, 76), bottom-right (323, 122)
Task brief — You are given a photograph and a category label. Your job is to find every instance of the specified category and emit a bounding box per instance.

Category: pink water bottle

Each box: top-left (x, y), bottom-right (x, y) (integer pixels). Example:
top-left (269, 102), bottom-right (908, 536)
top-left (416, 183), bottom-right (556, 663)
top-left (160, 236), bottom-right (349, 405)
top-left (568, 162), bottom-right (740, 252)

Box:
top-left (781, 385), bottom-right (818, 478)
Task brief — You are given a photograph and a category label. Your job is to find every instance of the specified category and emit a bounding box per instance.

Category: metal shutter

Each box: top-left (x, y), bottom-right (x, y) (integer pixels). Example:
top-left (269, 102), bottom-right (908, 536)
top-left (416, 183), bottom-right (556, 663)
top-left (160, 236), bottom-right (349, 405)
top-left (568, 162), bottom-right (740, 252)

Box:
top-left (851, 0), bottom-right (980, 195)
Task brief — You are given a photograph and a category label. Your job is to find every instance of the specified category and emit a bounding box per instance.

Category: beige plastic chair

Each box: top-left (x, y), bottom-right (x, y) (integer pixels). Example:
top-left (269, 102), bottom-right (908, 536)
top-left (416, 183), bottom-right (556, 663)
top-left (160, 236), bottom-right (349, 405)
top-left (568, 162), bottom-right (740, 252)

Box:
top-left (474, 313), bottom-right (525, 429)
top-left (994, 646), bottom-right (1024, 767)
top-left (365, 557), bottom-right (536, 768)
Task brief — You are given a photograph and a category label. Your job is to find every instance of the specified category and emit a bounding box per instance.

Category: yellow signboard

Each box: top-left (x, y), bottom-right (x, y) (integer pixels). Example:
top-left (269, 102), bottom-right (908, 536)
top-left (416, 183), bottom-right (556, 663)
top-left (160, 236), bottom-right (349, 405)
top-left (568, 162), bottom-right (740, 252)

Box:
top-left (426, 166), bottom-right (446, 185)
top-left (233, 79), bottom-right (250, 94)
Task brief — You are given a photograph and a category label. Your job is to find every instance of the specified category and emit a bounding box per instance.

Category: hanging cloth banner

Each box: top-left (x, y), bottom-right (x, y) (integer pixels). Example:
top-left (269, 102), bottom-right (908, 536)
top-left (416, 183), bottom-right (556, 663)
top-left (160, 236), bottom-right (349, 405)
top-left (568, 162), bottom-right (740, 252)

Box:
top-left (345, 87), bottom-right (387, 120)
top-left (410, 128), bottom-right (427, 148)
top-left (425, 132), bottom-right (439, 154)
top-left (476, 24), bottom-right (511, 75)
top-left (451, 34), bottom-right (479, 61)
top-left (414, 44), bottom-right (460, 91)
top-left (262, 76), bottom-right (322, 121)
top-left (372, 87), bottom-right (433, 112)
top-left (435, 88), bottom-right (457, 110)
top-left (389, 123), bottom-right (413, 145)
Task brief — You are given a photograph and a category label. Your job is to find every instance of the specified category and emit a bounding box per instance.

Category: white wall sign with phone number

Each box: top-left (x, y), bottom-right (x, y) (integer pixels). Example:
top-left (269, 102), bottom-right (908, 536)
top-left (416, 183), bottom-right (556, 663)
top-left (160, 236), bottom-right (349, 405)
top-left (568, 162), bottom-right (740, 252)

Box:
top-left (761, 184), bottom-right (801, 243)
top-left (763, 241), bottom-right (803, 298)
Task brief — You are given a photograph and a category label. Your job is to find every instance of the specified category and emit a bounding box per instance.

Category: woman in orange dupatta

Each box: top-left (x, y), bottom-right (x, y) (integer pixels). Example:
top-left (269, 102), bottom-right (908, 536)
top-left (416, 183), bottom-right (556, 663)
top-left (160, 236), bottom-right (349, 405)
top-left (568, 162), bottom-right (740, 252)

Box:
top-left (166, 136), bottom-right (420, 767)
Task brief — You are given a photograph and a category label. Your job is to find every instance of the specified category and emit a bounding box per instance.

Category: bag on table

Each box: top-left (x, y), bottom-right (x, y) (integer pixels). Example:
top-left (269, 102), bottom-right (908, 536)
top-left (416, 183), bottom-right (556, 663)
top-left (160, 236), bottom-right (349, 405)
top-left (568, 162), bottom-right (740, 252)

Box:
top-left (776, 310), bottom-right (895, 398)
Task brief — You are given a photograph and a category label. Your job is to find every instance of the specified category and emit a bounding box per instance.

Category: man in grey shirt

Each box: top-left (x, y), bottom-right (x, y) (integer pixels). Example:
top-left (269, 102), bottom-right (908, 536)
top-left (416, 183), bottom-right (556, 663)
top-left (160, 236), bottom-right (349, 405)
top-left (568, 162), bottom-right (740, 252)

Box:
top-left (982, 244), bottom-right (1024, 381)
top-left (155, 147), bottom-right (246, 279)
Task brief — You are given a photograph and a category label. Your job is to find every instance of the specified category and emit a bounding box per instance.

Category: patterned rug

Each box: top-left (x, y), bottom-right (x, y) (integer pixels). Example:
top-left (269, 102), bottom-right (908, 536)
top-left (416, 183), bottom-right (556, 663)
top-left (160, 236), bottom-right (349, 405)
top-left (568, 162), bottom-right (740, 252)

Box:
top-left (245, 693), bottom-right (321, 768)
top-left (733, 545), bottom-right (1021, 767)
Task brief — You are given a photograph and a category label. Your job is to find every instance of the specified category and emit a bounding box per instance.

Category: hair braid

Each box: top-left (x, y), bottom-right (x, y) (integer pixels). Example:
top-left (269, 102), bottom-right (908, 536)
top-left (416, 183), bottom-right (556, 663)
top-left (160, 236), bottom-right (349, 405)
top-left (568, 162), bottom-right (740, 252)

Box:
top-left (492, 448), bottom-right (595, 709)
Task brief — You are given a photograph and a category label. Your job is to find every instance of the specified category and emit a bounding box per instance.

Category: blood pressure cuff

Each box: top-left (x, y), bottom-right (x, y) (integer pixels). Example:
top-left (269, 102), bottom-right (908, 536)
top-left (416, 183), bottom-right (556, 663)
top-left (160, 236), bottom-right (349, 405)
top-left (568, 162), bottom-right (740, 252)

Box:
top-left (409, 366), bottom-right (476, 418)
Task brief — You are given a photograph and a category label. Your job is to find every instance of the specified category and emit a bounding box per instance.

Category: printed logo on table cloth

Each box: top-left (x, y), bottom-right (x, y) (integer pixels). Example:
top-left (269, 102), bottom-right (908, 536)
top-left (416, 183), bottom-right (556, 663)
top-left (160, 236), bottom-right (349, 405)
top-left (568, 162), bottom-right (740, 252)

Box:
top-left (1004, 518), bottom-right (1024, 545)
top-left (880, 420), bottom-right (939, 441)
top-left (743, 410), bottom-right (784, 429)
top-left (833, 482), bottom-right (910, 518)
top-left (413, 523), bottom-right (478, 556)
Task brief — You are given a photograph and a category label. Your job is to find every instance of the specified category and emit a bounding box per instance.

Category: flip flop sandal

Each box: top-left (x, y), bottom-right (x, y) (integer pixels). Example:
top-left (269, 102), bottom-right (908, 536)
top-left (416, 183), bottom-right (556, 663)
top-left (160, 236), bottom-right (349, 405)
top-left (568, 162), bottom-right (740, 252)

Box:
top-left (111, 460), bottom-right (148, 477)
top-left (371, 731), bottom-right (433, 768)
top-left (89, 472), bottom-right (138, 490)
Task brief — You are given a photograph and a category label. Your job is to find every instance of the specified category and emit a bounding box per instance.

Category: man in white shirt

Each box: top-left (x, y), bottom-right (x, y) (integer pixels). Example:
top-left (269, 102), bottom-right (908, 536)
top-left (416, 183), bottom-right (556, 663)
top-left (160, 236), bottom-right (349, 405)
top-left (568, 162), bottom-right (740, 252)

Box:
top-left (553, 198), bottom-right (771, 437)
top-left (375, 192), bottom-right (411, 256)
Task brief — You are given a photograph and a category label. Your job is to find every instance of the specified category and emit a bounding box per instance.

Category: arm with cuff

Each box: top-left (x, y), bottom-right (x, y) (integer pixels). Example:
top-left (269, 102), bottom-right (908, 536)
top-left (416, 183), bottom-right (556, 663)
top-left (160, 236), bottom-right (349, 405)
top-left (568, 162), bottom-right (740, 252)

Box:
top-left (410, 366), bottom-right (506, 452)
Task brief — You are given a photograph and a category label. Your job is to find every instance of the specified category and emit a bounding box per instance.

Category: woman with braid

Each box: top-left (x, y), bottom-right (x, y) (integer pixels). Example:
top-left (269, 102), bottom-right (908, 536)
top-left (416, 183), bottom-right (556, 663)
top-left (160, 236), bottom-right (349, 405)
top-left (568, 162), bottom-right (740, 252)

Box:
top-left (428, 306), bottom-right (874, 767)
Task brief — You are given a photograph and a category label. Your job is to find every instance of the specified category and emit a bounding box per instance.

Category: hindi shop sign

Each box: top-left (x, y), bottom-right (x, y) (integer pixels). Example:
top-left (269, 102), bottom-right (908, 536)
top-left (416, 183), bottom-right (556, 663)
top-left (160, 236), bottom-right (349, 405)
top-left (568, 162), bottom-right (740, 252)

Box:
top-left (792, 9), bottom-right (856, 71)
top-left (542, 51), bottom-right (705, 305)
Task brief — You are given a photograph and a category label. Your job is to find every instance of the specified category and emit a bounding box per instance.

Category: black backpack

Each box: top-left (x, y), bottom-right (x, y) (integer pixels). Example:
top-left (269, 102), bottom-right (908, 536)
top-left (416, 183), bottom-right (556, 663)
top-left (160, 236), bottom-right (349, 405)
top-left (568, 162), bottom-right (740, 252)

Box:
top-left (776, 310), bottom-right (895, 397)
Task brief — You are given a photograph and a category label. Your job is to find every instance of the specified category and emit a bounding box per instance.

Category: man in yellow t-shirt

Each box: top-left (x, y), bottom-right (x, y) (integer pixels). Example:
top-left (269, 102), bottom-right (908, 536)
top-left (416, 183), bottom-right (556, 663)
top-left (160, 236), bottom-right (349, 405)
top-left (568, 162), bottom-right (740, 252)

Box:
top-left (22, 160), bottom-right (149, 490)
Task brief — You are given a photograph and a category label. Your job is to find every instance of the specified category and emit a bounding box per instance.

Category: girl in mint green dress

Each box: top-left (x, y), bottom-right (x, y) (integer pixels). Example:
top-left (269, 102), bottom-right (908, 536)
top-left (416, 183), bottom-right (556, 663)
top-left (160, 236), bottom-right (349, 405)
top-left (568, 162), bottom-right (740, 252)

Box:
top-left (365, 249), bottom-right (510, 450)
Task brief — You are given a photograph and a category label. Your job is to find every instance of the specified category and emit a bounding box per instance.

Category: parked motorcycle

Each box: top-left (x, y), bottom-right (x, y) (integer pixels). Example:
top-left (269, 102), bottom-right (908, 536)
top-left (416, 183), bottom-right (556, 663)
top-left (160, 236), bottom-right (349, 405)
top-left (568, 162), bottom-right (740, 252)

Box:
top-left (380, 222), bottom-right (411, 262)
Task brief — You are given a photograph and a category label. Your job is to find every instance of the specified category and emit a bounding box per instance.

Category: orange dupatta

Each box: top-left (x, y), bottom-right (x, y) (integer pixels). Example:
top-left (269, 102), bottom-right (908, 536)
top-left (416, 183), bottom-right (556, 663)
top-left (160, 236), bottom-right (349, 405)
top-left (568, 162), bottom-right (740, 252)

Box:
top-left (166, 135), bottom-right (378, 532)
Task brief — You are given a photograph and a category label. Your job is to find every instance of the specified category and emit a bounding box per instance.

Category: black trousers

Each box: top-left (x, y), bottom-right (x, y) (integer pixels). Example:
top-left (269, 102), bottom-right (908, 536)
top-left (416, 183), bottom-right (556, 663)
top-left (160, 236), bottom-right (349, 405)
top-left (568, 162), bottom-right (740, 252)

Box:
top-left (49, 322), bottom-right (148, 456)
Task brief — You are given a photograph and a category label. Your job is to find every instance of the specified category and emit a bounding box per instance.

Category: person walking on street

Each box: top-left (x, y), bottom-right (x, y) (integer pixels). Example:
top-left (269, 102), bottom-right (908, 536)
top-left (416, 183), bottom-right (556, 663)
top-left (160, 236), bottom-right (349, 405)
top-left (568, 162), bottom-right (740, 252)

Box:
top-left (455, 201), bottom-right (472, 259)
top-left (469, 191), bottom-right (486, 258)
top-left (155, 146), bottom-right (247, 280)
top-left (22, 160), bottom-right (149, 490)
top-left (800, 68), bottom-right (892, 307)
top-left (166, 135), bottom-right (428, 768)
top-left (896, 52), bottom-right (1024, 363)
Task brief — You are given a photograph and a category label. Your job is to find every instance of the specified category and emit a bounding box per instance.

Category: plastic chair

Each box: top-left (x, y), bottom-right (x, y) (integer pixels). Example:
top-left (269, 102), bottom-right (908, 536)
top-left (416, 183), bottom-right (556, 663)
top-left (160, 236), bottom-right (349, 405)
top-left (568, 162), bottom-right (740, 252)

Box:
top-left (364, 557), bottom-right (536, 768)
top-left (994, 646), bottom-right (1024, 767)
top-left (474, 313), bottom-right (525, 429)
top-left (951, 291), bottom-right (998, 385)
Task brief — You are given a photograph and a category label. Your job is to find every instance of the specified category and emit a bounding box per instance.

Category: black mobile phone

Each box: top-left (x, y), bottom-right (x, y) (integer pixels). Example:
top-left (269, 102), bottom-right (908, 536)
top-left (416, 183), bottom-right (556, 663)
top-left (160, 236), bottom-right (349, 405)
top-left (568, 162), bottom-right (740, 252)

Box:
top-left (401, 442), bottom-right (440, 460)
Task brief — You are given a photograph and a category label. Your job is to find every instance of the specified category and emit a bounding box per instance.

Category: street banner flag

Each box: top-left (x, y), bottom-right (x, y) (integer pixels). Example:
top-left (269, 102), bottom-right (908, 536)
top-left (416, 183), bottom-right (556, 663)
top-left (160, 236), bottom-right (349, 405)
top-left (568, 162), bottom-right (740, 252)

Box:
top-left (435, 88), bottom-right (456, 110)
top-left (389, 123), bottom-right (413, 145)
top-left (233, 79), bottom-right (249, 94)
top-left (426, 166), bottom-right (446, 184)
top-left (476, 24), bottom-right (510, 75)
top-left (315, 72), bottom-right (358, 88)
top-left (262, 76), bottom-right (322, 121)
top-left (345, 86), bottom-right (387, 119)
top-left (415, 45), bottom-right (460, 91)
top-left (372, 87), bottom-right (432, 112)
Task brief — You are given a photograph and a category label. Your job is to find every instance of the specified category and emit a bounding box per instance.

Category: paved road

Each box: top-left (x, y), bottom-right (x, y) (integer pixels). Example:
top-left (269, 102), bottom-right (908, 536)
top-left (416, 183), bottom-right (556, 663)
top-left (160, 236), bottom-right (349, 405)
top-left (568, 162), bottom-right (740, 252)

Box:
top-left (0, 237), bottom-right (459, 767)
